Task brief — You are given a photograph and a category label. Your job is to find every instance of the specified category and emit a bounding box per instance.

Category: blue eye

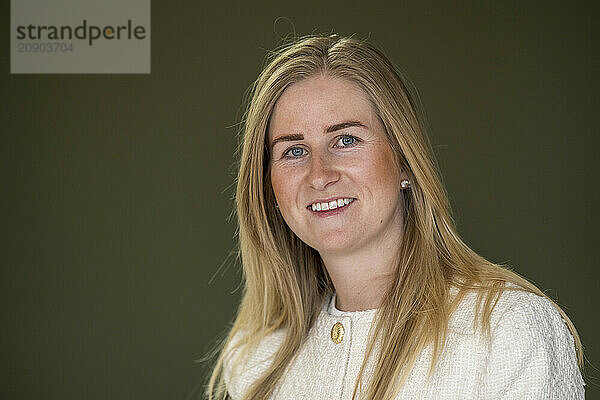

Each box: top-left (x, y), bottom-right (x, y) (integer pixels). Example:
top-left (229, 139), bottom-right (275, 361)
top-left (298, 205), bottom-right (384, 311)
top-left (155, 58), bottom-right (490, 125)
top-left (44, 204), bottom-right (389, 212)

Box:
top-left (337, 135), bottom-right (359, 147)
top-left (341, 136), bottom-right (355, 146)
top-left (283, 147), bottom-right (306, 158)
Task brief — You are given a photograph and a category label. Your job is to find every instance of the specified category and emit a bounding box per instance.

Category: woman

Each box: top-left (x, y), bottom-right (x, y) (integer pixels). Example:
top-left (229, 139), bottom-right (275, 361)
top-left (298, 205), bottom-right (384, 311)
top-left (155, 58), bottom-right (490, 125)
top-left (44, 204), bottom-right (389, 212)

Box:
top-left (207, 33), bottom-right (585, 399)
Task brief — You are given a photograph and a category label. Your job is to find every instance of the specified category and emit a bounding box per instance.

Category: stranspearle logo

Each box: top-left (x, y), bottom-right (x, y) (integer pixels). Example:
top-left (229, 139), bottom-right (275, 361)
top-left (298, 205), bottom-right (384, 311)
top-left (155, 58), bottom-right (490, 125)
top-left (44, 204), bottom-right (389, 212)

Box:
top-left (15, 19), bottom-right (147, 46)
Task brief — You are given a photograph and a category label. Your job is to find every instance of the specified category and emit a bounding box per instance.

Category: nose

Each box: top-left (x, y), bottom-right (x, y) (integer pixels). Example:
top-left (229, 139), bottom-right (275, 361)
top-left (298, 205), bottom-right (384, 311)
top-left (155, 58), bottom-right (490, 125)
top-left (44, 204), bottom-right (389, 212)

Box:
top-left (307, 153), bottom-right (340, 191)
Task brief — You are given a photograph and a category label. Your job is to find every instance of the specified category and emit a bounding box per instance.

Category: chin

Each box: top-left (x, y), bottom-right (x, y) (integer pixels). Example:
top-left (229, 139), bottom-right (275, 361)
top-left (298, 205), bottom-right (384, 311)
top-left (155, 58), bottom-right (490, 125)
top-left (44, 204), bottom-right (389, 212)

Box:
top-left (309, 235), bottom-right (357, 254)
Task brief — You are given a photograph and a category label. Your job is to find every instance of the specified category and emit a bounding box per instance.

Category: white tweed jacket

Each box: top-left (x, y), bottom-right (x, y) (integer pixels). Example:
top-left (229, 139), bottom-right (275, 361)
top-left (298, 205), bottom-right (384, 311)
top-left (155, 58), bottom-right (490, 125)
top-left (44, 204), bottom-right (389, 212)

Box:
top-left (223, 287), bottom-right (585, 399)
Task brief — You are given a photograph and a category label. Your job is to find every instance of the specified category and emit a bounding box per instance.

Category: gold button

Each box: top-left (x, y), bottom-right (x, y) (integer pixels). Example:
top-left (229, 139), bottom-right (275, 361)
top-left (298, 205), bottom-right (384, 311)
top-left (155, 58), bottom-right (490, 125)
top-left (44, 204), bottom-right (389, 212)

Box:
top-left (331, 322), bottom-right (345, 344)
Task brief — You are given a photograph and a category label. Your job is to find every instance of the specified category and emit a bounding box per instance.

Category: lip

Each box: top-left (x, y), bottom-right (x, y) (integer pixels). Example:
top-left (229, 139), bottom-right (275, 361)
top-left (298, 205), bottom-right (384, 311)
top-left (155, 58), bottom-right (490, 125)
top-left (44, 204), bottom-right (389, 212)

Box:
top-left (306, 197), bottom-right (356, 217)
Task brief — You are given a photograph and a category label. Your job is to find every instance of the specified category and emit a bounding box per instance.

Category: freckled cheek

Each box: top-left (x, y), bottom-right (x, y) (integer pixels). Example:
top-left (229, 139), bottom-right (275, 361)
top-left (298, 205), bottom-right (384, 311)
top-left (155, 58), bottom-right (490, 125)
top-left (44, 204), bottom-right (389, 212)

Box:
top-left (363, 152), bottom-right (400, 205)
top-left (366, 154), bottom-right (397, 186)
top-left (270, 168), bottom-right (301, 207)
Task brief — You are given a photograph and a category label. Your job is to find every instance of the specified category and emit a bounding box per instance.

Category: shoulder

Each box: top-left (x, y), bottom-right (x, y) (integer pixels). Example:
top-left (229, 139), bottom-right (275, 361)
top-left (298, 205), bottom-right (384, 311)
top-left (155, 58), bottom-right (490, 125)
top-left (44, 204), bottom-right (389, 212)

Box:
top-left (475, 285), bottom-right (585, 399)
top-left (487, 286), bottom-right (569, 331)
top-left (486, 286), bottom-right (578, 353)
top-left (222, 328), bottom-right (286, 400)
top-left (449, 284), bottom-right (576, 337)
top-left (435, 286), bottom-right (584, 399)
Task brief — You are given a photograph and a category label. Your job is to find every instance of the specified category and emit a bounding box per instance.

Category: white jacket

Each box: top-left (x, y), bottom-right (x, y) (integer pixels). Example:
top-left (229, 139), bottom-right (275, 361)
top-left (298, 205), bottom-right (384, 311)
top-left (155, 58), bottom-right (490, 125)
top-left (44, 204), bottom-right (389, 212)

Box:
top-left (224, 287), bottom-right (585, 399)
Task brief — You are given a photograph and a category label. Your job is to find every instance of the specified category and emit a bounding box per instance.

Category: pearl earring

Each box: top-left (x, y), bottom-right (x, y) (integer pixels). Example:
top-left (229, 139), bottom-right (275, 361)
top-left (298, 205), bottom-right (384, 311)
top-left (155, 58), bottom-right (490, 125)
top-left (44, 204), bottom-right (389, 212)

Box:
top-left (400, 179), bottom-right (411, 189)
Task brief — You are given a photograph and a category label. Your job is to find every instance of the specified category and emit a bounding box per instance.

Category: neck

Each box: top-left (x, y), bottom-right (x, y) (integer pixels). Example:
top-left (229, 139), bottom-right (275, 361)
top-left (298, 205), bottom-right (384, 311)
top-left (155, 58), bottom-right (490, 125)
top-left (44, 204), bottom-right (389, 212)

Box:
top-left (320, 230), bottom-right (402, 312)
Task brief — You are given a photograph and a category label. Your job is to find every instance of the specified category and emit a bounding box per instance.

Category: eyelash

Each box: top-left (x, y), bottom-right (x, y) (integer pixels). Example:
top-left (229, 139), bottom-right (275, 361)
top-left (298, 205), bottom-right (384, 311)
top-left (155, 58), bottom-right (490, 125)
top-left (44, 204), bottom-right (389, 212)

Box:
top-left (282, 135), bottom-right (360, 159)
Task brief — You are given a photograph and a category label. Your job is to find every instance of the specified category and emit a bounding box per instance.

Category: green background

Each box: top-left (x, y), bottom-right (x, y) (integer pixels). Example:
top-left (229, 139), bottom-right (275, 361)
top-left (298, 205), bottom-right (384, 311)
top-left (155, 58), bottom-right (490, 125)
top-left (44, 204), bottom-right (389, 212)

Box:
top-left (2, 1), bottom-right (598, 399)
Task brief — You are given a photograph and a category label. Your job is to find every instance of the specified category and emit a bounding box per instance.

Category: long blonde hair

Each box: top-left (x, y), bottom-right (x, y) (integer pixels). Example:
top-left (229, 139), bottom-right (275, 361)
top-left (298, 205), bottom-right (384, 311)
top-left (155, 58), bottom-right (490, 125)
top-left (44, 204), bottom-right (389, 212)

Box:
top-left (206, 33), bottom-right (583, 400)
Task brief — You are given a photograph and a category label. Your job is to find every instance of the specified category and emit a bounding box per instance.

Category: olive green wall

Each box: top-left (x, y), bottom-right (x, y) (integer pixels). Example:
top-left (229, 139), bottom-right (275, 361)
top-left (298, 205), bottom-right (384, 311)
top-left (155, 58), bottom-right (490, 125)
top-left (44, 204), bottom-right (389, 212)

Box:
top-left (2, 1), bottom-right (597, 399)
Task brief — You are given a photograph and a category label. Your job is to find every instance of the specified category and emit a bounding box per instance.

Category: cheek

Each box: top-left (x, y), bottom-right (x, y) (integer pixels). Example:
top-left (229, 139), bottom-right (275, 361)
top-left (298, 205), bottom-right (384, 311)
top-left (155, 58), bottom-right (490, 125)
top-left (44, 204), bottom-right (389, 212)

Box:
top-left (270, 167), bottom-right (296, 204)
top-left (270, 169), bottom-right (284, 199)
top-left (364, 149), bottom-right (401, 205)
top-left (270, 167), bottom-right (305, 234)
top-left (367, 149), bottom-right (399, 186)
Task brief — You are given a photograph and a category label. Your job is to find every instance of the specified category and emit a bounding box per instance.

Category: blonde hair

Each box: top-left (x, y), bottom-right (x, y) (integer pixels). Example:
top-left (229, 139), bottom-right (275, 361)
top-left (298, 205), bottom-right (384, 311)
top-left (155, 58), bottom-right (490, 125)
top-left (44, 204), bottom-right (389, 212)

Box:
top-left (206, 33), bottom-right (583, 400)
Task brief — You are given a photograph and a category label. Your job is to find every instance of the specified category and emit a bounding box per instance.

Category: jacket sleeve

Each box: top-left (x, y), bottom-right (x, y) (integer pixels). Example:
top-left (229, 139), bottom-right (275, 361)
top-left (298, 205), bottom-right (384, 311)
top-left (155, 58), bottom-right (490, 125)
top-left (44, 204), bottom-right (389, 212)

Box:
top-left (481, 291), bottom-right (585, 399)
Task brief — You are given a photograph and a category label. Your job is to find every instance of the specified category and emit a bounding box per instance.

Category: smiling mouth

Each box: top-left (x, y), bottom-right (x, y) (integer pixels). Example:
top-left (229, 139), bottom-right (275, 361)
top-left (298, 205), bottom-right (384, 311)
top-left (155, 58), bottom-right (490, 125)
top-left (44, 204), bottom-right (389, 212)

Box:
top-left (307, 198), bottom-right (356, 214)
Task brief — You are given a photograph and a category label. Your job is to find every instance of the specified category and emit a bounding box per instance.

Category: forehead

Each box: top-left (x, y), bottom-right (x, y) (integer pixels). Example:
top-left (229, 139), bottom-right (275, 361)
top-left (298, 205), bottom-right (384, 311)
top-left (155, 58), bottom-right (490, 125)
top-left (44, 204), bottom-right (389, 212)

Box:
top-left (268, 75), bottom-right (376, 139)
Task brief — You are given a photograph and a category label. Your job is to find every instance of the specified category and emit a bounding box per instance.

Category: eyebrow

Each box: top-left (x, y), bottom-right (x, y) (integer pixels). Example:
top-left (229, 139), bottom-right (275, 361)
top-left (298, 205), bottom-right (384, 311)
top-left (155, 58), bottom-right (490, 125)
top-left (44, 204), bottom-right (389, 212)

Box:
top-left (270, 120), bottom-right (367, 151)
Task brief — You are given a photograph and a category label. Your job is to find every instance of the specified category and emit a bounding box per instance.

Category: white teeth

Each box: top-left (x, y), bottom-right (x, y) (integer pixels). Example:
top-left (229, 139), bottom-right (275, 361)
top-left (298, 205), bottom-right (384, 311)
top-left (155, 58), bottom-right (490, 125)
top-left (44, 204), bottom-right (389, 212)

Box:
top-left (310, 198), bottom-right (354, 212)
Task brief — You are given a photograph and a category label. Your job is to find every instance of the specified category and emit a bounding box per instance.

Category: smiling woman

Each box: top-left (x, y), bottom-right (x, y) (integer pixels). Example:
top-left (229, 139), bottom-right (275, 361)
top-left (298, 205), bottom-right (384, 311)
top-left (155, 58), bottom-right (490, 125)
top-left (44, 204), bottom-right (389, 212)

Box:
top-left (206, 34), bottom-right (585, 399)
